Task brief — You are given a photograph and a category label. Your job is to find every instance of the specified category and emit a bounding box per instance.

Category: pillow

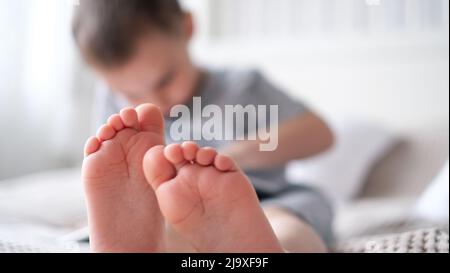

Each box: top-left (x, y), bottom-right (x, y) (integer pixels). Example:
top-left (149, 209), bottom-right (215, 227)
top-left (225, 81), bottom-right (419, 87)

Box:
top-left (286, 118), bottom-right (396, 203)
top-left (413, 160), bottom-right (449, 223)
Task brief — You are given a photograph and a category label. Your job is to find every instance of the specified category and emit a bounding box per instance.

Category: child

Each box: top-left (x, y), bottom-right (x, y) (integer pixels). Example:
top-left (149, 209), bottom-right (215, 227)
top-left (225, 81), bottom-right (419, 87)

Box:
top-left (74, 0), bottom-right (334, 253)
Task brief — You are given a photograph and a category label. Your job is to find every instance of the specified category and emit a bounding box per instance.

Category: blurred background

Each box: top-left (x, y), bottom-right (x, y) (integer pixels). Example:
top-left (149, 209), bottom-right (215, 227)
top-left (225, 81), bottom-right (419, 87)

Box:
top-left (0, 0), bottom-right (448, 179)
top-left (0, 0), bottom-right (448, 252)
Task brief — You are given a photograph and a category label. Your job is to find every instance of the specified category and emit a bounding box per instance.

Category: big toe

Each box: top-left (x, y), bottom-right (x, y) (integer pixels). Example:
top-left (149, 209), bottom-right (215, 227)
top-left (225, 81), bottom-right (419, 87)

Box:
top-left (143, 145), bottom-right (176, 191)
top-left (136, 104), bottom-right (165, 137)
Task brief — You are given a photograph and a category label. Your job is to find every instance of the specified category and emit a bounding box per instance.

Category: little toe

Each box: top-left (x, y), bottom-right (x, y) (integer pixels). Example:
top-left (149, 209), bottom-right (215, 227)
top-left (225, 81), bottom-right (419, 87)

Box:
top-left (96, 124), bottom-right (116, 141)
top-left (214, 154), bottom-right (237, 172)
top-left (164, 144), bottom-right (186, 166)
top-left (181, 141), bottom-right (199, 162)
top-left (107, 114), bottom-right (125, 131)
top-left (120, 107), bottom-right (139, 130)
top-left (196, 147), bottom-right (217, 166)
top-left (84, 136), bottom-right (101, 157)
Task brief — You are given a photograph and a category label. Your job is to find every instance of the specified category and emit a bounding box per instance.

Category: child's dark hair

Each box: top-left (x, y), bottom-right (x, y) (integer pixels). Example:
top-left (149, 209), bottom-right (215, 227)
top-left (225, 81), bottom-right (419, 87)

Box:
top-left (72, 0), bottom-right (184, 67)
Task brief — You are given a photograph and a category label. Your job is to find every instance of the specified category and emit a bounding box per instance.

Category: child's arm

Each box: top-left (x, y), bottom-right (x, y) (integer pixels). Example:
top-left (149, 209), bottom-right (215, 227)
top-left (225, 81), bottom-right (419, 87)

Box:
top-left (221, 111), bottom-right (333, 171)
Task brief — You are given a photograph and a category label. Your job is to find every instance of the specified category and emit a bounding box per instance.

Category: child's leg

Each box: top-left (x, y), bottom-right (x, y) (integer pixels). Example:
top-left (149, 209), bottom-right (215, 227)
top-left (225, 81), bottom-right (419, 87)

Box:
top-left (263, 207), bottom-right (327, 253)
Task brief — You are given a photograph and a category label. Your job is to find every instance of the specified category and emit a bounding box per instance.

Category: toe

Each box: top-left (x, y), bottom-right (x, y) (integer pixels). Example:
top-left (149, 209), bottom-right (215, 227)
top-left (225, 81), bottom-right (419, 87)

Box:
top-left (214, 154), bottom-right (237, 172)
top-left (143, 145), bottom-right (177, 190)
top-left (181, 141), bottom-right (199, 161)
top-left (84, 136), bottom-right (101, 157)
top-left (96, 124), bottom-right (116, 141)
top-left (164, 144), bottom-right (186, 166)
top-left (136, 104), bottom-right (164, 135)
top-left (120, 107), bottom-right (139, 130)
top-left (196, 147), bottom-right (217, 166)
top-left (107, 114), bottom-right (125, 131)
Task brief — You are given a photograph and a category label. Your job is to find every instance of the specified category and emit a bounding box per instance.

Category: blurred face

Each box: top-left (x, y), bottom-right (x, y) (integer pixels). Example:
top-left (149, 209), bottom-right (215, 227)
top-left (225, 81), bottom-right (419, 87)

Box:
top-left (91, 20), bottom-right (199, 115)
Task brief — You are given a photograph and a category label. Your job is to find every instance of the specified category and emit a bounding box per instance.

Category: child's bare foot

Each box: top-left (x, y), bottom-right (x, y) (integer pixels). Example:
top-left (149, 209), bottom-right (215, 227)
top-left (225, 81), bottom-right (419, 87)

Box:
top-left (143, 142), bottom-right (284, 253)
top-left (82, 104), bottom-right (166, 252)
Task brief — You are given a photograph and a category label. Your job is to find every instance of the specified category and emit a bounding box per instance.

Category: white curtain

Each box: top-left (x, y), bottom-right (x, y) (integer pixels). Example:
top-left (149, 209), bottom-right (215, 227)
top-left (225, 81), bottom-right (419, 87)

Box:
top-left (0, 0), bottom-right (93, 179)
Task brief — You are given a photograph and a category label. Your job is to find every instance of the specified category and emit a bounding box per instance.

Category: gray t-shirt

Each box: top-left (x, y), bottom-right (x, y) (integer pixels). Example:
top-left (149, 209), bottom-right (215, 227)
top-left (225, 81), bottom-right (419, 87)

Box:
top-left (94, 68), bottom-right (308, 194)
